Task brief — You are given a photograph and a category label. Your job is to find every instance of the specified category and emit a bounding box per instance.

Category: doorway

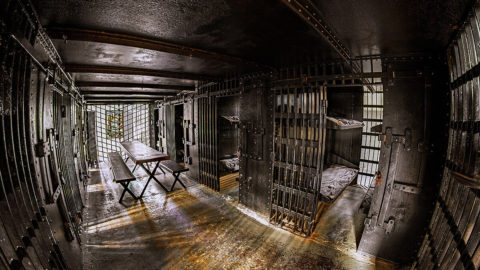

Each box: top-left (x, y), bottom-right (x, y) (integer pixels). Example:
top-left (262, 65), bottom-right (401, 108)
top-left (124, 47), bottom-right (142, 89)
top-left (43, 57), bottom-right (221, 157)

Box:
top-left (166, 103), bottom-right (185, 163)
top-left (174, 104), bottom-right (184, 164)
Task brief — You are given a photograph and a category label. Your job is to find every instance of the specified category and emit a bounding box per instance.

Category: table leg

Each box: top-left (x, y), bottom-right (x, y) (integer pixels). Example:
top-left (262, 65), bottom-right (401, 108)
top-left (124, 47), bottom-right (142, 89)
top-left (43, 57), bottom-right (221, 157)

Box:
top-left (139, 161), bottom-right (168, 197)
top-left (170, 172), bottom-right (187, 191)
top-left (119, 180), bottom-right (137, 203)
top-left (146, 162), bottom-right (165, 174)
top-left (139, 178), bottom-right (152, 198)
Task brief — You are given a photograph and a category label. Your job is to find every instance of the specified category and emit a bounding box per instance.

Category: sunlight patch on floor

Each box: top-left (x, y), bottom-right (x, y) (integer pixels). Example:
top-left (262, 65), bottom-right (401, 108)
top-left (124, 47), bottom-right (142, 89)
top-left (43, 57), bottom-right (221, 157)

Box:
top-left (86, 183), bottom-right (104, 193)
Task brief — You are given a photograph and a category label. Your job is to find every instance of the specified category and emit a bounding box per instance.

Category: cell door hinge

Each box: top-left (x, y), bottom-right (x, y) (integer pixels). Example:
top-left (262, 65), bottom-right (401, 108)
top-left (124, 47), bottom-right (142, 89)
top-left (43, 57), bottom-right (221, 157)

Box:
top-left (379, 127), bottom-right (412, 150)
top-left (385, 218), bottom-right (395, 234)
top-left (364, 215), bottom-right (378, 231)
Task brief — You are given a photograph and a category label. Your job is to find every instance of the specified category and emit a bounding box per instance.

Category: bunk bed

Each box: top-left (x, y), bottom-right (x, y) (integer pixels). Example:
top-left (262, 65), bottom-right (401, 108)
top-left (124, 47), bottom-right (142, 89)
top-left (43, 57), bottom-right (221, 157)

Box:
top-left (217, 99), bottom-right (240, 191)
top-left (326, 116), bottom-right (364, 130)
top-left (320, 165), bottom-right (359, 202)
top-left (219, 155), bottom-right (239, 173)
top-left (321, 115), bottom-right (363, 202)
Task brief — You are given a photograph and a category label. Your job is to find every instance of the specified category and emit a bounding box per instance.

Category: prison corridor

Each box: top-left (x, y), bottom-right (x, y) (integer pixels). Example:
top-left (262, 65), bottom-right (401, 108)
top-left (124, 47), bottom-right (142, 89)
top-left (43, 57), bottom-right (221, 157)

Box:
top-left (1, 0), bottom-right (479, 269)
top-left (81, 162), bottom-right (391, 269)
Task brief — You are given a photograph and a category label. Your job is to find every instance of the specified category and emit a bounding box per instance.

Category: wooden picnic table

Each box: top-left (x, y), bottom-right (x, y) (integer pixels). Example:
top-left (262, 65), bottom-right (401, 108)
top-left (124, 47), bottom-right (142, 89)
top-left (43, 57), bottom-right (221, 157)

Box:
top-left (119, 141), bottom-right (170, 195)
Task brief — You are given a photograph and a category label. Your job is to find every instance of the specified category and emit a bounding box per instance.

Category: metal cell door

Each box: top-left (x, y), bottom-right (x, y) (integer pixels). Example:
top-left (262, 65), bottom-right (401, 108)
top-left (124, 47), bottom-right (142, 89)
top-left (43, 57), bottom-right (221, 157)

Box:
top-left (238, 78), bottom-right (272, 215)
top-left (198, 83), bottom-right (219, 191)
top-left (157, 105), bottom-right (167, 153)
top-left (358, 59), bottom-right (435, 263)
top-left (51, 93), bottom-right (84, 240)
top-left (270, 85), bottom-right (327, 236)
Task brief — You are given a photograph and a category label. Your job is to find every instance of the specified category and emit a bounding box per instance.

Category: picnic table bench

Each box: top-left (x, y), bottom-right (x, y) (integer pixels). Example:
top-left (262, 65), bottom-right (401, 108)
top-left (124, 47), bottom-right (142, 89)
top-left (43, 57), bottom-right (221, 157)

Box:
top-left (159, 160), bottom-right (189, 191)
top-left (108, 152), bottom-right (137, 203)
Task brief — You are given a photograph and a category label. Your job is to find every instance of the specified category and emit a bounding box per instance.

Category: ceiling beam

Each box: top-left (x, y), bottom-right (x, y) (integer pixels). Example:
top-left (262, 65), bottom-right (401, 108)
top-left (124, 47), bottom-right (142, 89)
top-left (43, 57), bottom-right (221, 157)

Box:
top-left (86, 100), bottom-right (155, 104)
top-left (64, 64), bottom-right (216, 81)
top-left (85, 97), bottom-right (157, 103)
top-left (82, 91), bottom-right (177, 97)
top-left (76, 81), bottom-right (194, 91)
top-left (48, 27), bottom-right (258, 67)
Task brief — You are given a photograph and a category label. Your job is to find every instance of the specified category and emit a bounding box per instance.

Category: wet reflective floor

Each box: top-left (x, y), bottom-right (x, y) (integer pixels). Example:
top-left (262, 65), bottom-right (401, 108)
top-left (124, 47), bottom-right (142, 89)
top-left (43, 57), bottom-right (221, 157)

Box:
top-left (82, 162), bottom-right (395, 269)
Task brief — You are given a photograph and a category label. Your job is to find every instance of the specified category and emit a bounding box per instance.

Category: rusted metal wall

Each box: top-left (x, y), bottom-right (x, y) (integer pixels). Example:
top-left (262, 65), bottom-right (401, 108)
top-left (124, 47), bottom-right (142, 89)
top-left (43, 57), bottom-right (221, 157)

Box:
top-left (413, 4), bottom-right (480, 269)
top-left (358, 57), bottom-right (448, 265)
top-left (0, 0), bottom-right (87, 268)
top-left (238, 75), bottom-right (273, 216)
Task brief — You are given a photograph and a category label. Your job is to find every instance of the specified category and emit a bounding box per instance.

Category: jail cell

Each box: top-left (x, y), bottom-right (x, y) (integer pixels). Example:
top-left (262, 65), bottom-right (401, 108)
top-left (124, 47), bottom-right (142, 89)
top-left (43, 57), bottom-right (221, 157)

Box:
top-left (217, 96), bottom-right (240, 191)
top-left (87, 104), bottom-right (150, 161)
top-left (270, 85), bottom-right (327, 236)
top-left (198, 82), bottom-right (219, 191)
top-left (1, 0), bottom-right (476, 268)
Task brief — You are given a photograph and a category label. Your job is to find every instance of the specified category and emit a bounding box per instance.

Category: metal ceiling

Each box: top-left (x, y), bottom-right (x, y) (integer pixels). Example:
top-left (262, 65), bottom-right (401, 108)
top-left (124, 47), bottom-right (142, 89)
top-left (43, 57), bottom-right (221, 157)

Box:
top-left (312, 0), bottom-right (473, 56)
top-left (33, 0), bottom-right (472, 100)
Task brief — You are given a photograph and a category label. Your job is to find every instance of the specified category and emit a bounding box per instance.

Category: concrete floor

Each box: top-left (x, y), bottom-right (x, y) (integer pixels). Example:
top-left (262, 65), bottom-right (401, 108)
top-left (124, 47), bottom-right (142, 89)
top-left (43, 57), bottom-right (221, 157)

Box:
top-left (82, 162), bottom-right (395, 270)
